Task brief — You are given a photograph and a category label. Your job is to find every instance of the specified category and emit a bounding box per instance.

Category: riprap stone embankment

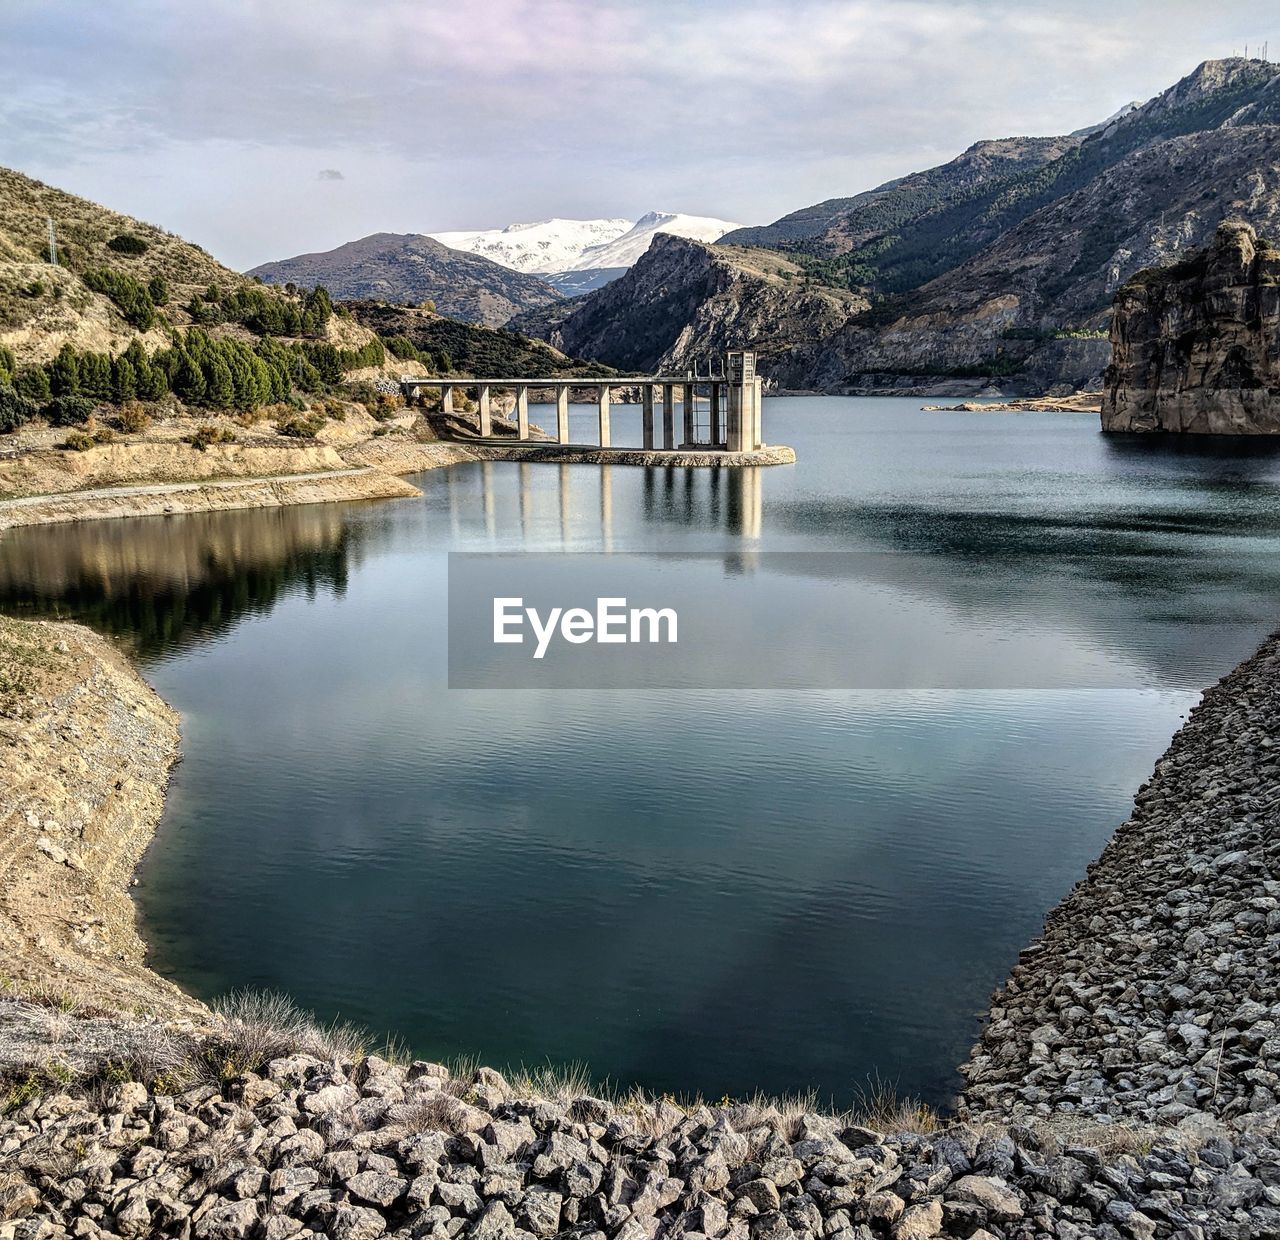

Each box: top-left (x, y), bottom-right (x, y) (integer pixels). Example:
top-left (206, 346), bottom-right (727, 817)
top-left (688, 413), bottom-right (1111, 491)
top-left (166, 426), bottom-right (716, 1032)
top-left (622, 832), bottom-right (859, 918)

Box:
top-left (961, 631), bottom-right (1280, 1140)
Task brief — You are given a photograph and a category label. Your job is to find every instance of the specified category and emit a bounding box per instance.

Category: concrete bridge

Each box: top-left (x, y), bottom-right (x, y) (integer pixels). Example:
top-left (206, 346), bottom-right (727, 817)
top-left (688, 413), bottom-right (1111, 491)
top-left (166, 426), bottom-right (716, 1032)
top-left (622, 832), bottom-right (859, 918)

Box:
top-left (400, 349), bottom-right (764, 454)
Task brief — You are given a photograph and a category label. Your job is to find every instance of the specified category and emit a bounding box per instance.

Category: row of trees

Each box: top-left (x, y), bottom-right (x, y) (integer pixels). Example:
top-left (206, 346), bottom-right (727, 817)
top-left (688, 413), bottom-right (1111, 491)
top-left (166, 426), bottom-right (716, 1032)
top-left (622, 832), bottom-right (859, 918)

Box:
top-left (187, 284), bottom-right (334, 338)
top-left (81, 269), bottom-right (170, 330)
top-left (2, 329), bottom-right (385, 416)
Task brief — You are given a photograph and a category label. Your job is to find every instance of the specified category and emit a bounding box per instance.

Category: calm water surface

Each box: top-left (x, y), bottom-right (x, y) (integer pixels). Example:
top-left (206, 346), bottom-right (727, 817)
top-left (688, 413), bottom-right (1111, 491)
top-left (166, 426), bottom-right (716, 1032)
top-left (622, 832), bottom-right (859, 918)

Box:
top-left (5, 397), bottom-right (1280, 1108)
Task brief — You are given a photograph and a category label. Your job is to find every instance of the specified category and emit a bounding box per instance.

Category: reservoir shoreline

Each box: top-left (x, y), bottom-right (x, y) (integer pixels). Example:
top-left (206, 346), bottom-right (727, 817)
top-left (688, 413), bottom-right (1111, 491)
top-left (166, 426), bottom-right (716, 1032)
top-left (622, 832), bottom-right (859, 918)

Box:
top-left (1, 607), bottom-right (1276, 1236)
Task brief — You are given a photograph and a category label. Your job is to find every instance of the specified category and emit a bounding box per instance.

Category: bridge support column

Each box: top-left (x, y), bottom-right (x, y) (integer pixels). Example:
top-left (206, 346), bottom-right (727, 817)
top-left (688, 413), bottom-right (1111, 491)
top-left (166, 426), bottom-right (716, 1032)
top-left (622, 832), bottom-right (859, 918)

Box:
top-left (478, 385), bottom-right (492, 437)
top-left (709, 381), bottom-right (722, 446)
top-left (515, 385), bottom-right (529, 440)
top-left (597, 384), bottom-right (611, 448)
top-left (555, 388), bottom-right (570, 442)
top-left (641, 386), bottom-right (655, 450)
top-left (682, 383), bottom-right (695, 447)
top-left (662, 384), bottom-right (675, 449)
top-left (441, 384), bottom-right (454, 415)
top-left (727, 381), bottom-right (743, 452)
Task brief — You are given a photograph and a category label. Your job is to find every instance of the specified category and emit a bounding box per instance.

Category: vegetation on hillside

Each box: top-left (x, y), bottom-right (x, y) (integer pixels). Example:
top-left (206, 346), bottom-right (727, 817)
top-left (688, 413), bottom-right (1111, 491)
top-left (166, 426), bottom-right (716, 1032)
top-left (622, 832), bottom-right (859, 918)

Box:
top-left (345, 301), bottom-right (618, 378)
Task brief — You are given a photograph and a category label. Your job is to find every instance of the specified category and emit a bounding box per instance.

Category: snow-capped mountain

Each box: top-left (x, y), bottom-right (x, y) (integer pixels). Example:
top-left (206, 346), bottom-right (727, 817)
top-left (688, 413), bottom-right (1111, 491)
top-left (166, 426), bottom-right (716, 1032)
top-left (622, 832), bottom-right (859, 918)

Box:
top-left (564, 212), bottom-right (742, 272)
top-left (428, 218), bottom-right (633, 275)
top-left (430, 212), bottom-right (742, 278)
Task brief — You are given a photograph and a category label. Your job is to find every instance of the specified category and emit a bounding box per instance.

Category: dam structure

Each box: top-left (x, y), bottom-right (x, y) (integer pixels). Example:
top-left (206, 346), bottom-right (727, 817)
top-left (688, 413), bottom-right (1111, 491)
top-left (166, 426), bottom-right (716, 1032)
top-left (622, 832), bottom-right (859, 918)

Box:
top-left (399, 350), bottom-right (791, 466)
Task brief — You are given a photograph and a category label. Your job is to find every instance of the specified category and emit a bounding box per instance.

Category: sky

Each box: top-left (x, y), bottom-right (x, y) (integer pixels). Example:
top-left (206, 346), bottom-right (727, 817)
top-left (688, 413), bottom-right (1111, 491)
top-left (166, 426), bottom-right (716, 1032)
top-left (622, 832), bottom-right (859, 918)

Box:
top-left (1, 0), bottom-right (1276, 271)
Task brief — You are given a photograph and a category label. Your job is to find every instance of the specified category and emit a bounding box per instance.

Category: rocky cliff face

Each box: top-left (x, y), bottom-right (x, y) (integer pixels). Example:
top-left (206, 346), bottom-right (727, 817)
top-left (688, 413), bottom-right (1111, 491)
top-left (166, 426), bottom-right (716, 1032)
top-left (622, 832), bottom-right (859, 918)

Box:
top-left (510, 234), bottom-right (863, 378)
top-left (1102, 220), bottom-right (1280, 433)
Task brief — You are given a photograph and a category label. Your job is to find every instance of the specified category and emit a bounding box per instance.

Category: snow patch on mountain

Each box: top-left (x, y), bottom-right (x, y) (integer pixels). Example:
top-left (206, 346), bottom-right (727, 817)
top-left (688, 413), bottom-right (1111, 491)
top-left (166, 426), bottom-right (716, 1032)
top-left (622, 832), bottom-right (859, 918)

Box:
top-left (430, 211), bottom-right (742, 277)
top-left (564, 212), bottom-right (742, 271)
top-left (429, 218), bottom-right (633, 275)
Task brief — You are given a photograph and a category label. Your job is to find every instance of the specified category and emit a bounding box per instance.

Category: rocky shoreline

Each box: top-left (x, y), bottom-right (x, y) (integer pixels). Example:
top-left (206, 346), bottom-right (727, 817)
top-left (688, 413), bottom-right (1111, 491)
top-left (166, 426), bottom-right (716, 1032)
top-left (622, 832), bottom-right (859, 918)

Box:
top-left (0, 623), bottom-right (1277, 1237)
top-left (959, 634), bottom-right (1280, 1137)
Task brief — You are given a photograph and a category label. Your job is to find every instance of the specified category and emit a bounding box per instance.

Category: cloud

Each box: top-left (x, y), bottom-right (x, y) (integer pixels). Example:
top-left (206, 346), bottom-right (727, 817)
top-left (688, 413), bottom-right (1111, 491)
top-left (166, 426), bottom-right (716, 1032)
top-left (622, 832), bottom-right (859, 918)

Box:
top-left (0, 0), bottom-right (1269, 269)
top-left (317, 169), bottom-right (344, 181)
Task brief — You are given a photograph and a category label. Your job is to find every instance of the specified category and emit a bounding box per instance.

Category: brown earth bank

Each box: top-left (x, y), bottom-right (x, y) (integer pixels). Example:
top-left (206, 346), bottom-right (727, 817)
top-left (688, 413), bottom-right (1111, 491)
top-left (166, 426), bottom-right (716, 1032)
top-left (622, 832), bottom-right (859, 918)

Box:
top-left (0, 618), bottom-right (1278, 1236)
top-left (920, 396), bottom-right (1103, 414)
top-left (0, 618), bottom-right (199, 1021)
top-left (0, 398), bottom-right (794, 530)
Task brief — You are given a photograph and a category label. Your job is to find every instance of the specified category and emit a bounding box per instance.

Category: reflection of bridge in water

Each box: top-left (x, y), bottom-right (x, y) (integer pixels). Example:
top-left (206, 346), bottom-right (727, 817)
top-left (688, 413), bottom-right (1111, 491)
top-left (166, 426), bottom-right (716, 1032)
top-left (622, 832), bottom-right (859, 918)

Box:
top-left (438, 459), bottom-right (764, 546)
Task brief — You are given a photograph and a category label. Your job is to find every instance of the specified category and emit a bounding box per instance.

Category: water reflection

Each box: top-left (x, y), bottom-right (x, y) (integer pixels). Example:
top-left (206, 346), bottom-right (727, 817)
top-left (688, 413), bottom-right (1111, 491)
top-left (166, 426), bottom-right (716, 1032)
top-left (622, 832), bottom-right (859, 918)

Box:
top-left (0, 506), bottom-right (366, 659)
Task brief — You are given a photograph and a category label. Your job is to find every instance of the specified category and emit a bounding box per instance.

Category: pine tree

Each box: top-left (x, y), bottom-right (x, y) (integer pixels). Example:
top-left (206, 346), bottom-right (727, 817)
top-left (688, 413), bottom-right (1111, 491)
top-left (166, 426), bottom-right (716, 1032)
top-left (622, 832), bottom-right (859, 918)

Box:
top-left (204, 354), bottom-right (235, 408)
top-left (112, 356), bottom-right (137, 402)
top-left (80, 353), bottom-right (113, 400)
top-left (172, 351), bottom-right (206, 405)
top-left (15, 366), bottom-right (51, 401)
top-left (49, 344), bottom-right (81, 396)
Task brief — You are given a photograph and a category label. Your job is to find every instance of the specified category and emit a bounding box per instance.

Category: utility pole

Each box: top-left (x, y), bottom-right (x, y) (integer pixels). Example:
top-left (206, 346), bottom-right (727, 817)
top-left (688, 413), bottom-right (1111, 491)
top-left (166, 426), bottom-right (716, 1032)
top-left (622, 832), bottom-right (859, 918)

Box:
top-left (46, 217), bottom-right (57, 265)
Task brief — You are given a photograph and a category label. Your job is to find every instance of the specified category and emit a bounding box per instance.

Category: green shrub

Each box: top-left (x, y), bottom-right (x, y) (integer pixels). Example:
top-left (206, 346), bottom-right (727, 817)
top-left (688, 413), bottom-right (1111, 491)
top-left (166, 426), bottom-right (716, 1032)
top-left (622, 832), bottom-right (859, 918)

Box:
top-left (147, 276), bottom-right (169, 305)
top-left (106, 232), bottom-right (149, 255)
top-left (41, 395), bottom-right (97, 427)
top-left (82, 268), bottom-right (156, 329)
top-left (63, 430), bottom-right (96, 451)
top-left (0, 386), bottom-right (38, 433)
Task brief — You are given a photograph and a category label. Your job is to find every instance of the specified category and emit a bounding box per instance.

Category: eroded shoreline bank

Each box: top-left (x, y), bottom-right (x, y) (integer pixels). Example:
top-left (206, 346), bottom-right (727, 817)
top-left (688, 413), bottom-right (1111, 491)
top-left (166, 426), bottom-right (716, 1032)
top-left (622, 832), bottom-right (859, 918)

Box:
top-left (0, 619), bottom-right (1276, 1238)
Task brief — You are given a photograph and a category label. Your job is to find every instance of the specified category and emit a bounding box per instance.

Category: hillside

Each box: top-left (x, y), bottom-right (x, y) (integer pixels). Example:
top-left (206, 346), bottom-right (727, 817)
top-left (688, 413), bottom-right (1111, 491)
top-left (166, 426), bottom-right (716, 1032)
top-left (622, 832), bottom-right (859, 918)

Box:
top-left (510, 233), bottom-right (864, 375)
top-left (515, 58), bottom-right (1280, 394)
top-left (248, 233), bottom-right (563, 328)
top-left (719, 135), bottom-right (1079, 258)
top-left (742, 58), bottom-right (1280, 300)
top-left (344, 301), bottom-right (617, 378)
top-left (0, 166), bottom-right (275, 363)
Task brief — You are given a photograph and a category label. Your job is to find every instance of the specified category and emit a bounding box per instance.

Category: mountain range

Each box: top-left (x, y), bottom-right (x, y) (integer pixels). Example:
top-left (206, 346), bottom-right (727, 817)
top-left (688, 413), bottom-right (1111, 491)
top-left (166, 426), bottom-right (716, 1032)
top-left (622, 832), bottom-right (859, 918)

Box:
top-left (515, 57), bottom-right (1280, 394)
top-left (431, 211), bottom-right (741, 295)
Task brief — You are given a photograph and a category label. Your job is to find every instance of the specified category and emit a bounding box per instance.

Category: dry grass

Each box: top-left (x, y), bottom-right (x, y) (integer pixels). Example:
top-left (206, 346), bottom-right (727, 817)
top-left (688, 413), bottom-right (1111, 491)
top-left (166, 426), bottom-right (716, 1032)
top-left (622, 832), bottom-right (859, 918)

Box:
top-left (198, 990), bottom-right (368, 1083)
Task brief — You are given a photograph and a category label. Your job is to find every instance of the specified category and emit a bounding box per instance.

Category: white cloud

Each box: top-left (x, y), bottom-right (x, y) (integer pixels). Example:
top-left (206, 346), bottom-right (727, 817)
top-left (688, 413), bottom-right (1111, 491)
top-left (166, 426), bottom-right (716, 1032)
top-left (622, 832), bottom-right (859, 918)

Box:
top-left (0, 0), bottom-right (1268, 268)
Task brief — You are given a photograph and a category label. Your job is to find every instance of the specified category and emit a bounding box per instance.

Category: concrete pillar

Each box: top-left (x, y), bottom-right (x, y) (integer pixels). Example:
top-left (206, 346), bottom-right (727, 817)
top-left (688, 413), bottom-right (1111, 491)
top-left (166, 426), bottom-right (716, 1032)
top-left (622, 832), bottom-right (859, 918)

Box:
top-left (516, 385), bottom-right (529, 440)
top-left (597, 384), bottom-right (611, 448)
top-left (682, 383), bottom-right (695, 447)
top-left (641, 385), bottom-right (655, 450)
top-left (441, 384), bottom-right (454, 415)
top-left (709, 381), bottom-right (722, 446)
top-left (750, 377), bottom-right (763, 449)
top-left (478, 385), bottom-right (492, 437)
top-left (727, 380), bottom-right (743, 452)
top-left (662, 383), bottom-right (675, 449)
top-left (556, 387), bottom-right (570, 443)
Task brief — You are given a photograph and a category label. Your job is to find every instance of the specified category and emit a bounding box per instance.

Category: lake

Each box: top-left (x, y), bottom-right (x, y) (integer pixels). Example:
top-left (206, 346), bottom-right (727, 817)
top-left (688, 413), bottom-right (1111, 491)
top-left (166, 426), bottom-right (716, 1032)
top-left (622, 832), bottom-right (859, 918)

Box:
top-left (4, 396), bottom-right (1280, 1110)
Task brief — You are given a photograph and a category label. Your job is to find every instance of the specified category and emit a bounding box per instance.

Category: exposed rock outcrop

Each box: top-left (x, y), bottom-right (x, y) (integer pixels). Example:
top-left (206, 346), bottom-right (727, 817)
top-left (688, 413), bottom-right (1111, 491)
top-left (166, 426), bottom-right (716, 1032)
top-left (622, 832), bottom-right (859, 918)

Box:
top-left (1102, 220), bottom-right (1280, 433)
top-left (509, 234), bottom-right (863, 378)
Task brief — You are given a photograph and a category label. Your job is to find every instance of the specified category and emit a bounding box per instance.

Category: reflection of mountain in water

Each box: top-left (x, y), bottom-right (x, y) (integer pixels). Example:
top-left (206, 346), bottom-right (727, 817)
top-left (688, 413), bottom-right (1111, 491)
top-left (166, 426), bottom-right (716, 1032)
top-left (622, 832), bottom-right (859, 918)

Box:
top-left (0, 507), bottom-right (365, 660)
top-left (766, 478), bottom-right (1280, 688)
